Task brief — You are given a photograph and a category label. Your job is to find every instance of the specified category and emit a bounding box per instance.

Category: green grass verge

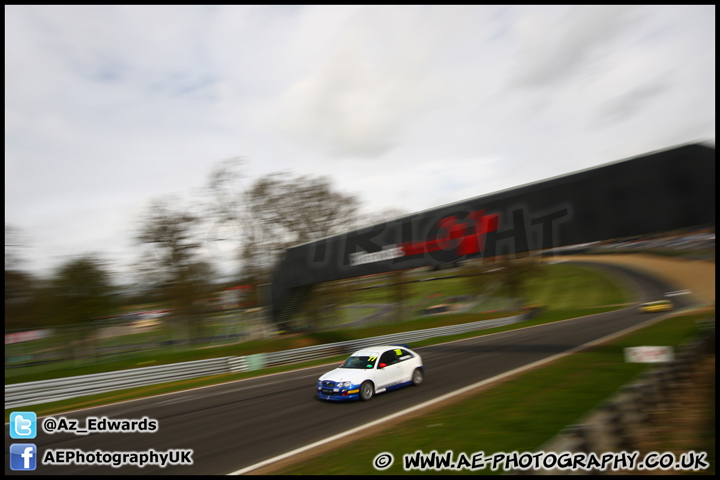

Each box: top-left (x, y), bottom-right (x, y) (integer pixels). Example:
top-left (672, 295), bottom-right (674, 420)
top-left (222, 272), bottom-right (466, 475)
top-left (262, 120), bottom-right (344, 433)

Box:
top-left (275, 310), bottom-right (715, 475)
top-left (524, 262), bottom-right (628, 310)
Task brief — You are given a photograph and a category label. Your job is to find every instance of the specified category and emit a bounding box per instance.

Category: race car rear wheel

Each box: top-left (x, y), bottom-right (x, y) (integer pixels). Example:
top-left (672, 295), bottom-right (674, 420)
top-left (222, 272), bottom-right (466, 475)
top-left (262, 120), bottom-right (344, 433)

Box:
top-left (412, 368), bottom-right (424, 386)
top-left (360, 381), bottom-right (374, 401)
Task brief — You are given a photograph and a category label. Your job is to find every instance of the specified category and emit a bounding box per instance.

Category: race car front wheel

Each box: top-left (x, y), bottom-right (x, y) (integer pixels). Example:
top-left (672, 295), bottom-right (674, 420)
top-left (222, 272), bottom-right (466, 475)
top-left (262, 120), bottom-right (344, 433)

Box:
top-left (412, 368), bottom-right (424, 386)
top-left (360, 381), bottom-right (374, 401)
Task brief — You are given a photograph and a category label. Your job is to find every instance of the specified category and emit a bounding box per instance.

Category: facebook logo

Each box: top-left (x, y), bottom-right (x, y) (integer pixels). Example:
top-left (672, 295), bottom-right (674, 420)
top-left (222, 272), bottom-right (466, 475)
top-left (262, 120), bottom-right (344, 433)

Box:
top-left (10, 411), bottom-right (37, 439)
top-left (10, 444), bottom-right (37, 471)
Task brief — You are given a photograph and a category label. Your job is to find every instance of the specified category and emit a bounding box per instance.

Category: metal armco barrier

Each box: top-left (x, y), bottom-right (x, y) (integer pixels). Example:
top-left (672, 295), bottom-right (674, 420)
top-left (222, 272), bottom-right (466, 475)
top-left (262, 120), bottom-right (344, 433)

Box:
top-left (4, 357), bottom-right (234, 410)
top-left (5, 314), bottom-right (523, 409)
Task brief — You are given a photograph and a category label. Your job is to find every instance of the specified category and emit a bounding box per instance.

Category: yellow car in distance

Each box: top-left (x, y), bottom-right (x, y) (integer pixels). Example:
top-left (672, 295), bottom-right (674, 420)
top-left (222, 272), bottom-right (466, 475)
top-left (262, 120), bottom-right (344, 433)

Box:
top-left (638, 300), bottom-right (674, 313)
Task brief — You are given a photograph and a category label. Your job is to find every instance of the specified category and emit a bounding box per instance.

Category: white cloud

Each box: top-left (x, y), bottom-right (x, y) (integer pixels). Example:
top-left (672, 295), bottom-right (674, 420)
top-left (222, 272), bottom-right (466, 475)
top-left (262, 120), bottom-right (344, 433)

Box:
top-left (273, 6), bottom-right (504, 158)
top-left (509, 5), bottom-right (636, 88)
top-left (4, 5), bottom-right (715, 280)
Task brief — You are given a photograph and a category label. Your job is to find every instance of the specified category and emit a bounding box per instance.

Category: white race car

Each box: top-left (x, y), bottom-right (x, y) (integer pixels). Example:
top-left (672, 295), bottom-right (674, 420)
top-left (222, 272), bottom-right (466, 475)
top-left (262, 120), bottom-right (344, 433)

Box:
top-left (316, 345), bottom-right (424, 401)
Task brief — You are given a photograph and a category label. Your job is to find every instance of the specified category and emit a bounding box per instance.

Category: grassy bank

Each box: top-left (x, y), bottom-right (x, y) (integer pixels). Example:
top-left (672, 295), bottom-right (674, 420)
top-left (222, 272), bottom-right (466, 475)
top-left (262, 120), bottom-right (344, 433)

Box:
top-left (276, 309), bottom-right (714, 475)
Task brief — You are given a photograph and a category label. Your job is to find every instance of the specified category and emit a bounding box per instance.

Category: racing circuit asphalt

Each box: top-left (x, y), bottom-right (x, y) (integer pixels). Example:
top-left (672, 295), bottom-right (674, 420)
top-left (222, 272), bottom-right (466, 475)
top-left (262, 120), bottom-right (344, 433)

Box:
top-left (5, 262), bottom-right (697, 475)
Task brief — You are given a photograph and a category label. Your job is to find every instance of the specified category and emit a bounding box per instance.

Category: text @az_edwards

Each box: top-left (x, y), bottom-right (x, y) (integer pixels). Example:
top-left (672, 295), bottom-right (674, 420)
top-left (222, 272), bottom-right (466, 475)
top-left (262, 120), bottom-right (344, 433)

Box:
top-left (42, 416), bottom-right (158, 435)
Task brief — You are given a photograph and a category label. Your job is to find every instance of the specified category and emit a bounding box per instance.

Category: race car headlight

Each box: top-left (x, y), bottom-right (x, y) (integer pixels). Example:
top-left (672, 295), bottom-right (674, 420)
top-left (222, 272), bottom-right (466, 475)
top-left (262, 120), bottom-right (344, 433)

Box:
top-left (339, 381), bottom-right (352, 388)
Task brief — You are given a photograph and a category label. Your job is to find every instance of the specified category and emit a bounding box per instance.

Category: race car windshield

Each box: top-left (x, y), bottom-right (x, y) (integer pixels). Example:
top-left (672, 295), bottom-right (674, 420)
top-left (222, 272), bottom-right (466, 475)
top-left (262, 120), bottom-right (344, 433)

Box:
top-left (339, 355), bottom-right (377, 369)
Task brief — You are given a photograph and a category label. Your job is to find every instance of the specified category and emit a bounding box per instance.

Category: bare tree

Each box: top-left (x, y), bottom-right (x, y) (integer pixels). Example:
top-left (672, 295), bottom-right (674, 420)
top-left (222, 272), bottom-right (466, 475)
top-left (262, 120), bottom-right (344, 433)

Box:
top-left (48, 255), bottom-right (116, 326)
top-left (212, 170), bottom-right (361, 284)
top-left (5, 224), bottom-right (38, 329)
top-left (245, 172), bottom-right (359, 245)
top-left (203, 163), bottom-right (366, 329)
top-left (204, 157), bottom-right (247, 229)
top-left (135, 197), bottom-right (216, 344)
top-left (5, 224), bottom-right (25, 270)
top-left (358, 207), bottom-right (409, 227)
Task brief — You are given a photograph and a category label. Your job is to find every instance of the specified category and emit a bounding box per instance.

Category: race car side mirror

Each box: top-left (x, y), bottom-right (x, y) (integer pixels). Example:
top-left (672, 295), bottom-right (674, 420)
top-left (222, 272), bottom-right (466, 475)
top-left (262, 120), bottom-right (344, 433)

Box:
top-left (379, 362), bottom-right (387, 369)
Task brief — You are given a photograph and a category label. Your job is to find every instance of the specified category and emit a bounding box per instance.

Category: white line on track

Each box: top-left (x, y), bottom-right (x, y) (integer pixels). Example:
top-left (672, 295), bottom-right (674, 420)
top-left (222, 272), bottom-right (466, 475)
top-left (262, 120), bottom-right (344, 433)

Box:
top-left (228, 308), bottom-right (686, 475)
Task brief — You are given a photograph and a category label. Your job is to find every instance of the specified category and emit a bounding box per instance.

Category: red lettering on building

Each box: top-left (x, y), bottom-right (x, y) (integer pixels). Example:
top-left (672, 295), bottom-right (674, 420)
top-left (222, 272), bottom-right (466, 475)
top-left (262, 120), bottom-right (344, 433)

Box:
top-left (401, 210), bottom-right (499, 257)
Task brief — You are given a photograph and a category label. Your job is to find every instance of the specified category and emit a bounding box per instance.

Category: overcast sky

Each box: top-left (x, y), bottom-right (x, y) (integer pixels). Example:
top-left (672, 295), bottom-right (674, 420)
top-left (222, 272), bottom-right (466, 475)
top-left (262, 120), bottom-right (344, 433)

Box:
top-left (5, 5), bottom-right (715, 283)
